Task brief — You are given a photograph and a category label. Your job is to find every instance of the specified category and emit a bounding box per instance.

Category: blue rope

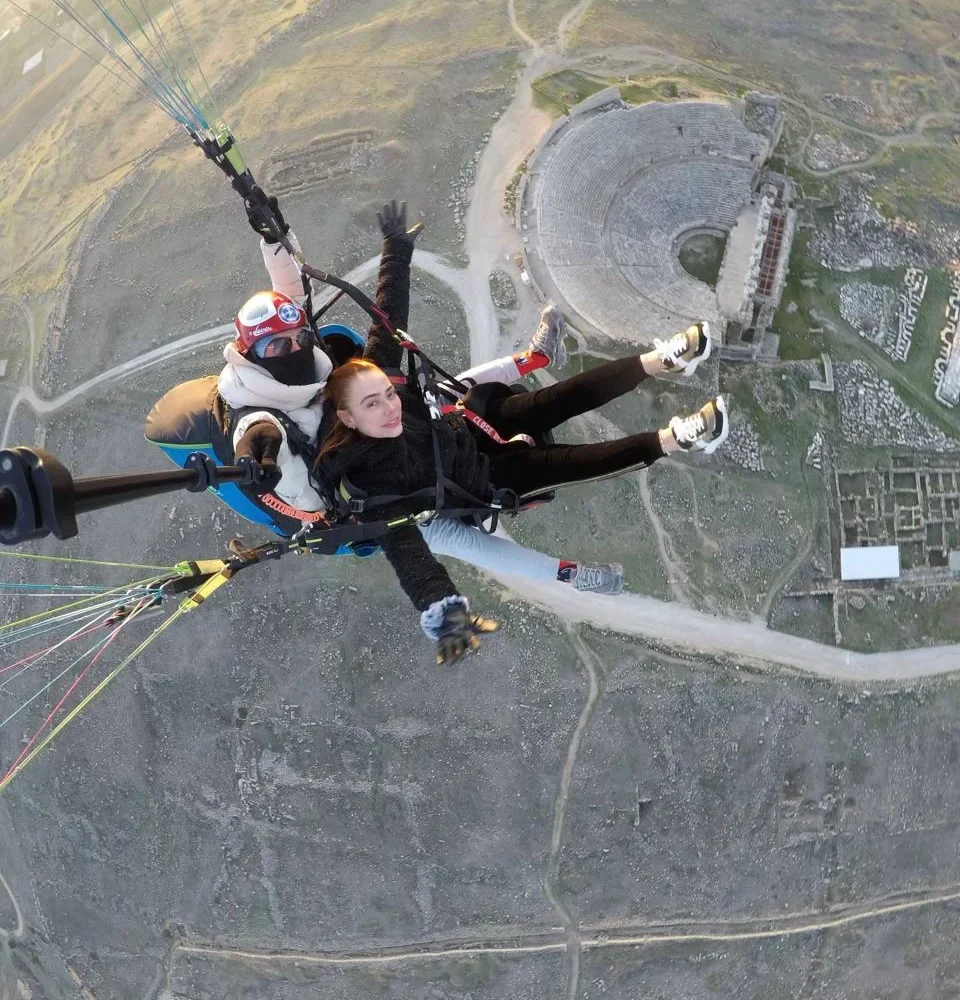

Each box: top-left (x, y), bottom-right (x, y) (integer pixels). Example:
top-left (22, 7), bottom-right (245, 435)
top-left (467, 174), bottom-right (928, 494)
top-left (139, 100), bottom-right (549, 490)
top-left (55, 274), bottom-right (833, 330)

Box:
top-left (86, 0), bottom-right (207, 128)
top-left (0, 582), bottom-right (154, 594)
top-left (110, 0), bottom-right (209, 129)
top-left (45, 0), bottom-right (195, 126)
top-left (0, 598), bottom-right (134, 651)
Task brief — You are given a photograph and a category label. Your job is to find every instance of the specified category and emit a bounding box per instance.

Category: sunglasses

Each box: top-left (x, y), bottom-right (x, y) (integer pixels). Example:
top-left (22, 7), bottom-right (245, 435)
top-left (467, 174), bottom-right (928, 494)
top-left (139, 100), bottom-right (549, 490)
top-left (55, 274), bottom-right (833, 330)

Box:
top-left (252, 328), bottom-right (313, 359)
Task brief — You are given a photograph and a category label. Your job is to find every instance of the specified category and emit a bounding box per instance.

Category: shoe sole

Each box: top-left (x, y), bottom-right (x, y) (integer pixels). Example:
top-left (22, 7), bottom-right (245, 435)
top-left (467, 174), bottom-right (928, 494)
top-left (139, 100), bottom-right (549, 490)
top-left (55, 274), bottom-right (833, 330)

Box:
top-left (699, 394), bottom-right (729, 455)
top-left (536, 305), bottom-right (567, 368)
top-left (680, 321), bottom-right (712, 379)
top-left (574, 564), bottom-right (625, 595)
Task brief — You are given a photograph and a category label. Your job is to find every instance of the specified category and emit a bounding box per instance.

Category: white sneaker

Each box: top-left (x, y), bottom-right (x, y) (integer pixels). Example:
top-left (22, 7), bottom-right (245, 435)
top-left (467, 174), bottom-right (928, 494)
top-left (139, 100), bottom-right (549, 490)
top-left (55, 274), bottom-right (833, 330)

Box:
top-left (668, 395), bottom-right (729, 455)
top-left (570, 562), bottom-right (624, 595)
top-left (652, 321), bottom-right (712, 378)
top-left (528, 304), bottom-right (567, 369)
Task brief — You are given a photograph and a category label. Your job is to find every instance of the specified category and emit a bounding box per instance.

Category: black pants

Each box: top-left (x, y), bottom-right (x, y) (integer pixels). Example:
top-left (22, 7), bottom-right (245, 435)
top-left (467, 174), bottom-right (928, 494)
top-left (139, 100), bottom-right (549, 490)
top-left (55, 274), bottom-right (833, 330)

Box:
top-left (473, 356), bottom-right (665, 498)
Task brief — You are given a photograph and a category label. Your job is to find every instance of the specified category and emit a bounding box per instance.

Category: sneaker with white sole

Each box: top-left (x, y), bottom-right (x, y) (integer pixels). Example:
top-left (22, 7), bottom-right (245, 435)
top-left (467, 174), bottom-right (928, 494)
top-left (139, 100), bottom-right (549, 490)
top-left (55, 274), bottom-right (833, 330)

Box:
top-left (528, 303), bottom-right (567, 369)
top-left (652, 321), bottom-right (711, 378)
top-left (668, 395), bottom-right (729, 454)
top-left (569, 562), bottom-right (624, 595)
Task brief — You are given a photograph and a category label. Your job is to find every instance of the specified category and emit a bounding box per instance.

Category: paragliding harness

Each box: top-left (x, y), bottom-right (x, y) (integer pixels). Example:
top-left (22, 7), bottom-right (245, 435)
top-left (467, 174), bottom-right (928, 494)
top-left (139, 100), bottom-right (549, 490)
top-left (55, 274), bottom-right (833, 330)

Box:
top-left (330, 348), bottom-right (556, 537)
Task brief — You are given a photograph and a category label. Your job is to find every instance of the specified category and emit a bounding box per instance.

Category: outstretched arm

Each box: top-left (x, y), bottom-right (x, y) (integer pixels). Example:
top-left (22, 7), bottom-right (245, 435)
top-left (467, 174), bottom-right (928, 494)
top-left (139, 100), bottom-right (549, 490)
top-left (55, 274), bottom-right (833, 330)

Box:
top-left (363, 201), bottom-right (422, 370)
top-left (245, 192), bottom-right (308, 305)
top-left (379, 522), bottom-right (461, 611)
top-left (378, 519), bottom-right (499, 664)
top-left (261, 233), bottom-right (307, 305)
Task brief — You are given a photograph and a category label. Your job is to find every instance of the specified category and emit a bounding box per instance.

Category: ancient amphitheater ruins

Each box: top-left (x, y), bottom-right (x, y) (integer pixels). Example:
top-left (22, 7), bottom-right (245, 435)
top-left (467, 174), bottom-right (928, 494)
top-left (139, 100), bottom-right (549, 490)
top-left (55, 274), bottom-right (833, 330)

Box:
top-left (519, 91), bottom-right (796, 359)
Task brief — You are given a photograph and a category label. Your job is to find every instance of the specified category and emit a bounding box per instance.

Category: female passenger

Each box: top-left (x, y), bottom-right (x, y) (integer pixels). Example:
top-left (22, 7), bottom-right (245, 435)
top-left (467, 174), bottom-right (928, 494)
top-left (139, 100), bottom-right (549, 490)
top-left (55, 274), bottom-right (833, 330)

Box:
top-left (312, 206), bottom-right (730, 664)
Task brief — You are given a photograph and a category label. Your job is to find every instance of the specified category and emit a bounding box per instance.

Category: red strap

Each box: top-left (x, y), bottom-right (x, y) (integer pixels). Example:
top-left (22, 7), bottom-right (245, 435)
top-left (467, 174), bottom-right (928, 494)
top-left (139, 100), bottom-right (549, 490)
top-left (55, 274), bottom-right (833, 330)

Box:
top-left (440, 404), bottom-right (533, 447)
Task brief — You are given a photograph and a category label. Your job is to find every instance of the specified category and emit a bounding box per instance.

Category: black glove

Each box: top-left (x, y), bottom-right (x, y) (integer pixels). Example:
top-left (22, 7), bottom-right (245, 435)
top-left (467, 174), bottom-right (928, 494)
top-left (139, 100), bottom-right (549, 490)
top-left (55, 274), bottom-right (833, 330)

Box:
top-left (377, 199), bottom-right (423, 246)
top-left (234, 421), bottom-right (283, 493)
top-left (436, 605), bottom-right (499, 666)
top-left (245, 192), bottom-right (289, 245)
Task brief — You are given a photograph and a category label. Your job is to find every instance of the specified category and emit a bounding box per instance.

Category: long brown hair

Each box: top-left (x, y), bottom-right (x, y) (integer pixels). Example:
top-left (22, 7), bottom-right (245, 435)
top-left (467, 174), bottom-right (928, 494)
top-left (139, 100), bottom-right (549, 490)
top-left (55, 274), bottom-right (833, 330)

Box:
top-left (315, 358), bottom-right (385, 466)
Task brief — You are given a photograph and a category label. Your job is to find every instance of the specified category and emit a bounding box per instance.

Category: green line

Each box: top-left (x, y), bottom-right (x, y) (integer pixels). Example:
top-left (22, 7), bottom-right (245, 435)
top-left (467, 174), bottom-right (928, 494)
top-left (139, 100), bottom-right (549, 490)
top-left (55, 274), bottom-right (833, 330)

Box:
top-left (0, 552), bottom-right (174, 572)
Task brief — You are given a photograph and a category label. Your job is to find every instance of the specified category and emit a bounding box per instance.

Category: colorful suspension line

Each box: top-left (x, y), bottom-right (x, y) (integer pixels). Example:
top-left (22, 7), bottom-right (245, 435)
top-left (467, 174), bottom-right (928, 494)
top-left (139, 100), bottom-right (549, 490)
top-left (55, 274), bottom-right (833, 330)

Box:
top-left (0, 551), bottom-right (248, 796)
top-left (0, 594), bottom-right (159, 791)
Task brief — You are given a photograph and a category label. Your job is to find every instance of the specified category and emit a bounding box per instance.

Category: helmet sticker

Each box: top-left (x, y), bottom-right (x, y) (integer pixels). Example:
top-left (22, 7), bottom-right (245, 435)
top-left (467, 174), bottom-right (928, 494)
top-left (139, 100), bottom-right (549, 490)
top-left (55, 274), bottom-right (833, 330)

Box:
top-left (278, 302), bottom-right (302, 325)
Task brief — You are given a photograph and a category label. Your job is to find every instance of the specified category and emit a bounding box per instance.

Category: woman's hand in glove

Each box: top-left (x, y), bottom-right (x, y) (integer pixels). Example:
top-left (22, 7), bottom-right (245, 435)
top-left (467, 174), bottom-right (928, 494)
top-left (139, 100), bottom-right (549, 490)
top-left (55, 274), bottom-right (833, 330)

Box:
top-left (377, 200), bottom-right (423, 246)
top-left (434, 603), bottom-right (499, 666)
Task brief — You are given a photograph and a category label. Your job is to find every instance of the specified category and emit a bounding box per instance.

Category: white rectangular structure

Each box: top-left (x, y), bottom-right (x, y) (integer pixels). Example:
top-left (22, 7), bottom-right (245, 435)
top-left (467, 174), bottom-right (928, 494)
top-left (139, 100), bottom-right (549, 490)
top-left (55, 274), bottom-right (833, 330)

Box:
top-left (840, 545), bottom-right (900, 582)
top-left (22, 49), bottom-right (43, 75)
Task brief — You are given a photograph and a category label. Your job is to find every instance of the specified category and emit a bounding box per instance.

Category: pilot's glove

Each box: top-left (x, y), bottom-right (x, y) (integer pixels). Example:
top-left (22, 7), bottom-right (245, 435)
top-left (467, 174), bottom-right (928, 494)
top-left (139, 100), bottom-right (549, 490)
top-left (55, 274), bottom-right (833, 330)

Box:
top-left (234, 420), bottom-right (283, 493)
top-left (422, 596), bottom-right (499, 666)
top-left (245, 192), bottom-right (289, 245)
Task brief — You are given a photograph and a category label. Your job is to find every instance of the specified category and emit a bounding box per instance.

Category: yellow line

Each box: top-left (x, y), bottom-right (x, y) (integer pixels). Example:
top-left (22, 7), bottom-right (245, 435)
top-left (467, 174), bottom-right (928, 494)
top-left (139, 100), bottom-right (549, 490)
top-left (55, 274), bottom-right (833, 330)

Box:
top-left (0, 603), bottom-right (186, 795)
top-left (0, 551), bottom-right (173, 571)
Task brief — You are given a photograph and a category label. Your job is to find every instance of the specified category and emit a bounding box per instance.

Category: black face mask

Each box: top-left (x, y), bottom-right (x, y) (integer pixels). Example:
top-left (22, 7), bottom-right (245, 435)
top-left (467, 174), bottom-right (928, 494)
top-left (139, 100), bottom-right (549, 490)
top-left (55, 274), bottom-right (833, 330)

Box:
top-left (255, 349), bottom-right (318, 386)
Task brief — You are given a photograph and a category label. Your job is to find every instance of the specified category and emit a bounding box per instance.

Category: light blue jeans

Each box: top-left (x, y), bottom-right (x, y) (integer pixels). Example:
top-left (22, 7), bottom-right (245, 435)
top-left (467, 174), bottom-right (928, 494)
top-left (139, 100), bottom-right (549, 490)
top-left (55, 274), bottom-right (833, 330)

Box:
top-left (419, 517), bottom-right (560, 582)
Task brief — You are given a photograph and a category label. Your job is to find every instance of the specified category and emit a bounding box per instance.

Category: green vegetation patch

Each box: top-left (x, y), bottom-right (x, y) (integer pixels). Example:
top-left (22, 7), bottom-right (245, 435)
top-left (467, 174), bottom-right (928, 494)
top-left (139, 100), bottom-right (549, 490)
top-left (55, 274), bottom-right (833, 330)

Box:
top-left (677, 232), bottom-right (726, 288)
top-left (531, 69), bottom-right (607, 115)
top-left (905, 268), bottom-right (952, 402)
top-left (870, 145), bottom-right (960, 222)
top-left (837, 586), bottom-right (960, 652)
top-left (772, 230), bottom-right (837, 360)
top-left (531, 70), bottom-right (722, 118)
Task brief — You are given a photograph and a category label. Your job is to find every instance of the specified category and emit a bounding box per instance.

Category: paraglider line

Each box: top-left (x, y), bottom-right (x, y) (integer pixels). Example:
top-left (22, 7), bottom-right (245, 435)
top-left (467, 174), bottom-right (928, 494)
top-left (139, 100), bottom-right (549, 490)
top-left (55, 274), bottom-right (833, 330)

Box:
top-left (0, 618), bottom-right (107, 679)
top-left (0, 603), bottom-right (121, 693)
top-left (0, 600), bottom-right (145, 786)
top-left (4, 0), bottom-right (190, 126)
top-left (0, 576), bottom-right (160, 635)
top-left (81, 0), bottom-right (207, 128)
top-left (0, 551), bottom-right (174, 571)
top-left (0, 597), bottom-right (188, 794)
top-left (0, 596), bottom-right (138, 651)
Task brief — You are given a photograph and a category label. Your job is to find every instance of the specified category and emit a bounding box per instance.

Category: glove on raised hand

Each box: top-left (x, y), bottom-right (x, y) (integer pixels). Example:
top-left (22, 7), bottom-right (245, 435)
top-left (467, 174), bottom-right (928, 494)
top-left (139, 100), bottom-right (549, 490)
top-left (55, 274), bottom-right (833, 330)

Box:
top-left (377, 199), bottom-right (423, 246)
top-left (433, 602), bottom-right (499, 666)
top-left (245, 193), bottom-right (289, 245)
top-left (234, 420), bottom-right (283, 493)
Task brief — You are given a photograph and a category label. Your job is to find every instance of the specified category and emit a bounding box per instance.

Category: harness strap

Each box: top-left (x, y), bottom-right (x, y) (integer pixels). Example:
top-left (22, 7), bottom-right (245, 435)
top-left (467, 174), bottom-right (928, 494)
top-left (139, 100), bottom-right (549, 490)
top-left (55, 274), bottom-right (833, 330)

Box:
top-left (439, 404), bottom-right (535, 448)
top-left (337, 477), bottom-right (439, 515)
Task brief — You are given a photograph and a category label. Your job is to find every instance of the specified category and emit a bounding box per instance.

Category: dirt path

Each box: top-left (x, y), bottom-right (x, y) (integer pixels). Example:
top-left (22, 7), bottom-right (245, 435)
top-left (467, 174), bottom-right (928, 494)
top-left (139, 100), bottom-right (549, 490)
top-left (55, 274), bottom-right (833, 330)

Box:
top-left (0, 868), bottom-right (24, 942)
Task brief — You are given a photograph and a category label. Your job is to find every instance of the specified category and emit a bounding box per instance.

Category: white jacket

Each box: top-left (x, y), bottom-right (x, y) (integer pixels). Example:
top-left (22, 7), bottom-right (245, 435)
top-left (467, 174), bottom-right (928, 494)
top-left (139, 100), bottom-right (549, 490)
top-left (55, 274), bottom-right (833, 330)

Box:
top-left (218, 232), bottom-right (331, 515)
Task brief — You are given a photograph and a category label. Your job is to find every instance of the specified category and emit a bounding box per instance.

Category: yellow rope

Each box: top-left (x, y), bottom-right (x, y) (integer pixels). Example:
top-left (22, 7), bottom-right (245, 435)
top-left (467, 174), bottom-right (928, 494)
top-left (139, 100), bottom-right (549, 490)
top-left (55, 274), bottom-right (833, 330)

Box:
top-left (177, 564), bottom-right (234, 610)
